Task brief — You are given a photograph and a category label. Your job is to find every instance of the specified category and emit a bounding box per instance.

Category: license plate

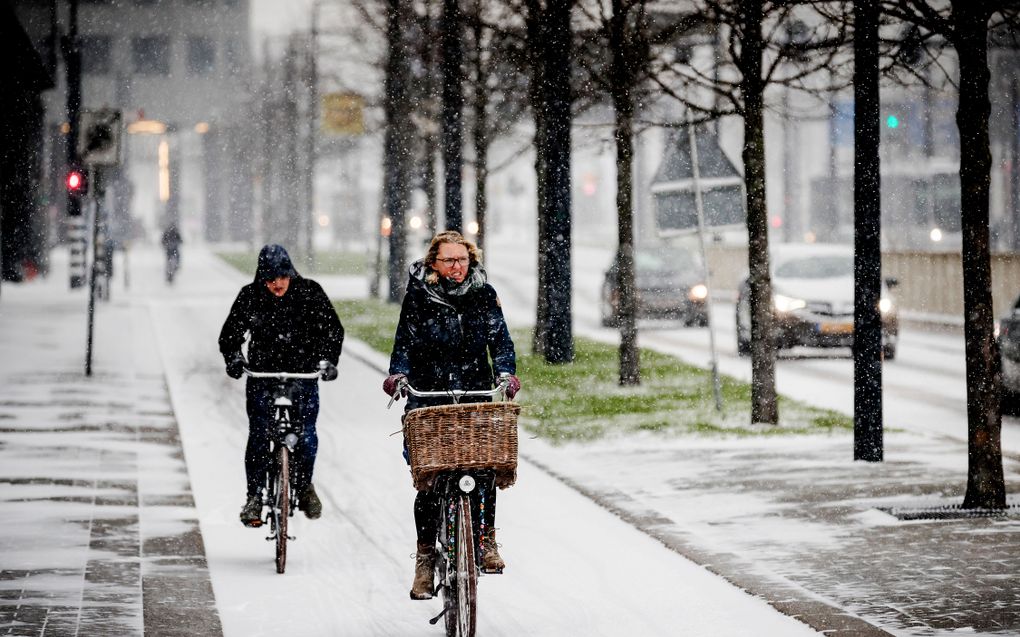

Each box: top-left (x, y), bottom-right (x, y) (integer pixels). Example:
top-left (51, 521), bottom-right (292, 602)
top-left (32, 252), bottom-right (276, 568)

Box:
top-left (819, 322), bottom-right (853, 334)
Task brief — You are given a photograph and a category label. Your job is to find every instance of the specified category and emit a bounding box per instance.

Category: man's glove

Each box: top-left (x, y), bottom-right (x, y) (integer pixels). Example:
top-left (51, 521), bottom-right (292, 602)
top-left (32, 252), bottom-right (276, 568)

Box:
top-left (319, 360), bottom-right (338, 382)
top-left (225, 353), bottom-right (246, 379)
top-left (383, 373), bottom-right (407, 399)
top-left (499, 373), bottom-right (521, 399)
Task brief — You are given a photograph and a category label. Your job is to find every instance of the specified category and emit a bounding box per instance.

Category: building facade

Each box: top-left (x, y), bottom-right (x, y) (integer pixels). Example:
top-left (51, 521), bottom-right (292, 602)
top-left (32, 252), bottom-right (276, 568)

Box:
top-left (14, 0), bottom-right (254, 247)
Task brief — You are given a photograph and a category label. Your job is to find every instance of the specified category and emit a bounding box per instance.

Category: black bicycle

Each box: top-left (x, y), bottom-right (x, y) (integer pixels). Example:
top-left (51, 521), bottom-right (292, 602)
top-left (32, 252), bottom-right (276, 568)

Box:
top-left (244, 367), bottom-right (324, 574)
top-left (389, 380), bottom-right (519, 637)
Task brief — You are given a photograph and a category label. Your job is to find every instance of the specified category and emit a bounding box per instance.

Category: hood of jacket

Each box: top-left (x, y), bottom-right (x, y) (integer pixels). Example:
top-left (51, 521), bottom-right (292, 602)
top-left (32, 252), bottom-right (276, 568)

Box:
top-left (254, 244), bottom-right (299, 283)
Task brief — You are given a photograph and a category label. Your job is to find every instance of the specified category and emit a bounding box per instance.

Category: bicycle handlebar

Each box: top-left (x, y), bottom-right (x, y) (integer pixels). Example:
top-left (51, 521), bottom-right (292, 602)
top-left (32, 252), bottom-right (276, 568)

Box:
top-left (387, 379), bottom-right (508, 409)
top-left (243, 369), bottom-right (323, 380)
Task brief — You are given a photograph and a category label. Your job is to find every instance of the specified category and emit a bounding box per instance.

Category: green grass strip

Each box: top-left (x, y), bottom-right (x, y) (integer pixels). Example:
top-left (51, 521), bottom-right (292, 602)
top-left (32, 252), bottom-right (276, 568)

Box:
top-left (217, 250), bottom-right (370, 277)
top-left (215, 252), bottom-right (851, 443)
top-left (328, 298), bottom-right (852, 443)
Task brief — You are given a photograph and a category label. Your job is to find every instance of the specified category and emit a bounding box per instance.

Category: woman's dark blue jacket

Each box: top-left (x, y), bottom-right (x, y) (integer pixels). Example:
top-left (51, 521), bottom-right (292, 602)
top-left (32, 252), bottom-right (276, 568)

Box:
top-left (388, 263), bottom-right (516, 410)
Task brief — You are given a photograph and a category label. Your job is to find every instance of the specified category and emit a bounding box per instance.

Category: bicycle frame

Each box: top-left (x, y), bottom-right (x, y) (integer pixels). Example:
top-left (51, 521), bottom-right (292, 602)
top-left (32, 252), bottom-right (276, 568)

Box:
top-left (390, 380), bottom-right (510, 637)
top-left (244, 368), bottom-right (321, 573)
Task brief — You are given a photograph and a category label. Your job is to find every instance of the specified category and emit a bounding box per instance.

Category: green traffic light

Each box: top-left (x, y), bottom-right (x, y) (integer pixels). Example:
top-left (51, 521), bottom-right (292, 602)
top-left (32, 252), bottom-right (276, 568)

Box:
top-left (886, 115), bottom-right (900, 129)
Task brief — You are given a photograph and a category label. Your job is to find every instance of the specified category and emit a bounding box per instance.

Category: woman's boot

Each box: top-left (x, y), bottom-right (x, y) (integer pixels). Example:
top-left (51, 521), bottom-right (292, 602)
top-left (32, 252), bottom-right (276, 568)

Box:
top-left (410, 542), bottom-right (436, 599)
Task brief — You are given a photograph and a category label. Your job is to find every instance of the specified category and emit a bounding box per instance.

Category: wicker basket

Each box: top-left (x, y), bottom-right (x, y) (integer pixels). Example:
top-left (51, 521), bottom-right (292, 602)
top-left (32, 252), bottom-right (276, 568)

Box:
top-left (403, 401), bottom-right (521, 492)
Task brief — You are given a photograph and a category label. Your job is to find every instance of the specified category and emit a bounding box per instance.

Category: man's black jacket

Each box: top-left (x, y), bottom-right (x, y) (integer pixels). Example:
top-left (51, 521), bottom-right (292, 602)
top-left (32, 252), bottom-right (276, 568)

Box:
top-left (219, 275), bottom-right (344, 373)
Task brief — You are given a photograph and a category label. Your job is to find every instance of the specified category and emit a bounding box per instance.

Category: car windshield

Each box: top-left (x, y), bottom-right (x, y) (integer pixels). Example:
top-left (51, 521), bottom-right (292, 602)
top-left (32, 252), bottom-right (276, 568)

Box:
top-left (634, 250), bottom-right (698, 273)
top-left (774, 255), bottom-right (853, 279)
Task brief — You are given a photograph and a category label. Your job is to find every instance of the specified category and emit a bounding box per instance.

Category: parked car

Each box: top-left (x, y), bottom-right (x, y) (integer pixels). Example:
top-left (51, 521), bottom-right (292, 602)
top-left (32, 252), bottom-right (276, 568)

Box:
top-left (735, 243), bottom-right (899, 358)
top-left (997, 293), bottom-right (1020, 413)
top-left (600, 245), bottom-right (709, 327)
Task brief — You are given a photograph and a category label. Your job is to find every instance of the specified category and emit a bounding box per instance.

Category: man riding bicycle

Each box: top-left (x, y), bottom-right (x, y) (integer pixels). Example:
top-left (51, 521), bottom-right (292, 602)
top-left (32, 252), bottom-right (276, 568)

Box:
top-left (383, 230), bottom-right (520, 600)
top-left (219, 244), bottom-right (344, 527)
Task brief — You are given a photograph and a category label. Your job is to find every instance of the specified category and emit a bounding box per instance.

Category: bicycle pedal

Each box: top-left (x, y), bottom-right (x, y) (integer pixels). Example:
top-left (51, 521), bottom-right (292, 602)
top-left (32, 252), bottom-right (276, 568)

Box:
top-left (428, 607), bottom-right (448, 625)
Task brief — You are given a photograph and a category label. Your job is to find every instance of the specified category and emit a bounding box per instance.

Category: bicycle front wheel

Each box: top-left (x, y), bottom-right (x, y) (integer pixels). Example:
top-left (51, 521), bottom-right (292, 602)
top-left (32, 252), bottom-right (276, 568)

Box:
top-left (444, 494), bottom-right (477, 637)
top-left (275, 445), bottom-right (290, 574)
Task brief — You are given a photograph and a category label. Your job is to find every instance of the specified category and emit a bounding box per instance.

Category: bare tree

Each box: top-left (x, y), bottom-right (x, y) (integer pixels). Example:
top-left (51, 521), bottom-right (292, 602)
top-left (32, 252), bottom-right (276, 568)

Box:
top-left (463, 1), bottom-right (532, 255)
top-left (853, 0), bottom-right (885, 461)
top-left (651, 1), bottom-right (849, 423)
top-left (383, 0), bottom-right (413, 302)
top-left (881, 0), bottom-right (1019, 509)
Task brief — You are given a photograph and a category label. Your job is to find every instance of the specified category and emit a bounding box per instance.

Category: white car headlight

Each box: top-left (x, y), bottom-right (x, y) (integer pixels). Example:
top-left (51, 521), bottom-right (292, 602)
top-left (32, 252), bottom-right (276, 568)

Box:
top-left (879, 298), bottom-right (893, 313)
top-left (688, 283), bottom-right (708, 300)
top-left (773, 294), bottom-right (807, 313)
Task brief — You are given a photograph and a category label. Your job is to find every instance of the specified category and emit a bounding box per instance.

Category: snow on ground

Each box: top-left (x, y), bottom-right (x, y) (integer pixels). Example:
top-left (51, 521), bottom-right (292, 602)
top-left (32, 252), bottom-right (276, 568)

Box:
top-left (144, 245), bottom-right (822, 636)
top-left (6, 235), bottom-right (1016, 636)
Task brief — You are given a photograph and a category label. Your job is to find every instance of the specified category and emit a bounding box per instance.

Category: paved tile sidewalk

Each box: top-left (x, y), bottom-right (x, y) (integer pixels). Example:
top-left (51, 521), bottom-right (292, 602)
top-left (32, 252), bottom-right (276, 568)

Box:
top-left (522, 433), bottom-right (1020, 636)
top-left (0, 275), bottom-right (221, 636)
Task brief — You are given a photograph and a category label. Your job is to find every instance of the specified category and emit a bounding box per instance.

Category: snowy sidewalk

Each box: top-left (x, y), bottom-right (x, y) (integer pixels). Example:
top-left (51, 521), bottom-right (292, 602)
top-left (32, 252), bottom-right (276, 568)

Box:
top-left (0, 254), bottom-right (221, 636)
top-left (3, 243), bottom-right (1019, 637)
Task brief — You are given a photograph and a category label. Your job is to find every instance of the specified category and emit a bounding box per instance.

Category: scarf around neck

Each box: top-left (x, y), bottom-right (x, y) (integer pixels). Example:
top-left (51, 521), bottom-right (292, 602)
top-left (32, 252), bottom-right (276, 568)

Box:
top-left (409, 259), bottom-right (488, 304)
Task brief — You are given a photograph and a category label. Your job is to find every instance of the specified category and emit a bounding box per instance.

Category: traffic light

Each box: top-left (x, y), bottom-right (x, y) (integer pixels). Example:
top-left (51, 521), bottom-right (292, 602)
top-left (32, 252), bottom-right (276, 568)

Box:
top-left (66, 168), bottom-right (88, 208)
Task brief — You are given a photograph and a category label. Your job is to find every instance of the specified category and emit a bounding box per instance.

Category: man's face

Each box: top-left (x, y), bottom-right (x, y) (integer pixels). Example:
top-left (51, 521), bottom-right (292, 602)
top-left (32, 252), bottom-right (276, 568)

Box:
top-left (432, 243), bottom-right (470, 283)
top-left (266, 276), bottom-right (291, 297)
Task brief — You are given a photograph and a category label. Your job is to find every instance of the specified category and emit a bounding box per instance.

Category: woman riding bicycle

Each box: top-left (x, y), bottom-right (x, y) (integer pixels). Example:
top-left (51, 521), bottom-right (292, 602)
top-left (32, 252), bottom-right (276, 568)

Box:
top-left (219, 243), bottom-right (344, 527)
top-left (383, 230), bottom-right (520, 600)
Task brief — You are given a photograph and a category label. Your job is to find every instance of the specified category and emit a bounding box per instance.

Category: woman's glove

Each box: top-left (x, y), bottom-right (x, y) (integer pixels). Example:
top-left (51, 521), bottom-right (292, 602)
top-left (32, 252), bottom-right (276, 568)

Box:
top-left (500, 373), bottom-right (521, 399)
top-left (225, 353), bottom-right (246, 379)
top-left (383, 373), bottom-right (407, 398)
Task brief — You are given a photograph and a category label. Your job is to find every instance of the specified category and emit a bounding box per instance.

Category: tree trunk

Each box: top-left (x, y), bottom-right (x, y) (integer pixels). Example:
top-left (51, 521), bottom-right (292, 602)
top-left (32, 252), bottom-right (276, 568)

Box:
top-left (474, 129), bottom-right (489, 254)
top-left (952, 0), bottom-right (1006, 509)
top-left (540, 0), bottom-right (574, 364)
top-left (384, 0), bottom-right (412, 303)
top-left (739, 0), bottom-right (778, 424)
top-left (440, 0), bottom-right (464, 232)
top-left (281, 43), bottom-right (301, 248)
top-left (470, 6), bottom-right (489, 254)
top-left (610, 0), bottom-right (639, 385)
top-left (526, 0), bottom-right (548, 357)
top-left (852, 0), bottom-right (884, 461)
top-left (421, 1), bottom-right (439, 238)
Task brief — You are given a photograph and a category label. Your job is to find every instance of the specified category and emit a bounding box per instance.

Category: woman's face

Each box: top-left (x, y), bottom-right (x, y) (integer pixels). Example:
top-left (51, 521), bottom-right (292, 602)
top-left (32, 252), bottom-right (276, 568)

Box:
top-left (432, 242), bottom-right (470, 283)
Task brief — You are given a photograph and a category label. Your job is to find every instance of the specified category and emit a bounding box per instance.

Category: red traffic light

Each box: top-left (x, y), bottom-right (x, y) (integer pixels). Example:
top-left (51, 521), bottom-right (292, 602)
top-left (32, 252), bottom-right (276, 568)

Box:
top-left (66, 169), bottom-right (87, 196)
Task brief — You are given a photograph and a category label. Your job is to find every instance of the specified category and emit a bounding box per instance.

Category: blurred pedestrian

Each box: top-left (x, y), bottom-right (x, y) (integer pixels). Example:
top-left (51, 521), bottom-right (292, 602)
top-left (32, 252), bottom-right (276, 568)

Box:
top-left (160, 224), bottom-right (182, 284)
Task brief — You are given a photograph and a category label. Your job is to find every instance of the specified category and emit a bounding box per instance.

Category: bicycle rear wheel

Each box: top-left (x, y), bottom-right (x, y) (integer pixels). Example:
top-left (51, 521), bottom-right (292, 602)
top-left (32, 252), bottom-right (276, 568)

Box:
top-left (275, 445), bottom-right (290, 574)
top-left (443, 494), bottom-right (477, 637)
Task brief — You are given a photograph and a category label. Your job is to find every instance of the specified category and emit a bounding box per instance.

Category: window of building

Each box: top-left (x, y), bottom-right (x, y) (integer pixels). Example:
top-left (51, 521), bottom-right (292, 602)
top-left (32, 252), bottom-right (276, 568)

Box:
top-left (224, 38), bottom-right (241, 73)
top-left (81, 36), bottom-right (112, 75)
top-left (132, 36), bottom-right (170, 75)
top-left (187, 36), bottom-right (216, 75)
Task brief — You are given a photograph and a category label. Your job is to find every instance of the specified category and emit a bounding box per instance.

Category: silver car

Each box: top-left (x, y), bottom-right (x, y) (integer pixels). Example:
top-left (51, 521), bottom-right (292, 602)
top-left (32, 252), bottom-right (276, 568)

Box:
top-left (997, 293), bottom-right (1020, 413)
top-left (735, 244), bottom-right (900, 358)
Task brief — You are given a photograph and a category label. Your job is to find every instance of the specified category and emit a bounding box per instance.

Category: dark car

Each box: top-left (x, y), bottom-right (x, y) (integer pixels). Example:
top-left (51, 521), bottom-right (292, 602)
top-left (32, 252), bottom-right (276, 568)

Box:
top-left (997, 294), bottom-right (1020, 412)
top-left (735, 244), bottom-right (899, 358)
top-left (600, 246), bottom-right (709, 327)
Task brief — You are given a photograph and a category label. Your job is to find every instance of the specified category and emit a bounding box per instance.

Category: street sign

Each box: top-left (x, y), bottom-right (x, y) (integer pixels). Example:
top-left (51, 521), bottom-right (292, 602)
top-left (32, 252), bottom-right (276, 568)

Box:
top-left (651, 124), bottom-right (745, 235)
top-left (321, 92), bottom-right (364, 136)
top-left (78, 109), bottom-right (123, 166)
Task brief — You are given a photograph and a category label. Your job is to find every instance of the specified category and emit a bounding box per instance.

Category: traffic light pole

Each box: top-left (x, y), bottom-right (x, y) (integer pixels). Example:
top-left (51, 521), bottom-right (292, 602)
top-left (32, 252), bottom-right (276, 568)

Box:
top-left (85, 168), bottom-right (104, 376)
top-left (62, 0), bottom-right (85, 288)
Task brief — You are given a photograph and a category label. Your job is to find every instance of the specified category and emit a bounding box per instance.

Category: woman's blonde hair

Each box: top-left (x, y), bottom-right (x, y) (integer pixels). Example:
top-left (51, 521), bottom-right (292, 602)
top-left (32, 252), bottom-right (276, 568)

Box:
top-left (424, 230), bottom-right (481, 284)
